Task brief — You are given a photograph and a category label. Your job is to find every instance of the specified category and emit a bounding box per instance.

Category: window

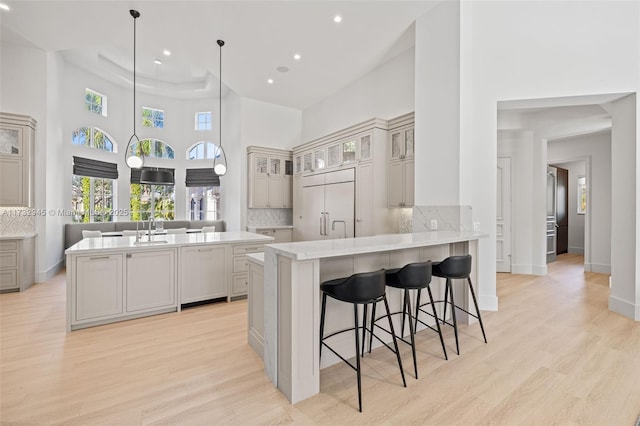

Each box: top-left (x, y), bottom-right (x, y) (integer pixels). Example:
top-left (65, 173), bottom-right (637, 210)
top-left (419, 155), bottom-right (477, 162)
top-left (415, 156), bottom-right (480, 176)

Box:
top-left (85, 88), bottom-right (107, 116)
top-left (187, 141), bottom-right (221, 160)
top-left (127, 139), bottom-right (175, 159)
top-left (188, 187), bottom-right (220, 220)
top-left (72, 176), bottom-right (114, 222)
top-left (195, 112), bottom-right (212, 130)
top-left (130, 184), bottom-right (175, 221)
top-left (72, 127), bottom-right (115, 152)
top-left (142, 107), bottom-right (164, 128)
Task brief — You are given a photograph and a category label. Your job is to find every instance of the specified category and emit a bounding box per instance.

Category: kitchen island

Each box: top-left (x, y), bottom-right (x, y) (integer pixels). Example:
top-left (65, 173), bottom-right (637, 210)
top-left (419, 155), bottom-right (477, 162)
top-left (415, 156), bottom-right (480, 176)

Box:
top-left (262, 230), bottom-right (488, 404)
top-left (65, 231), bottom-right (272, 331)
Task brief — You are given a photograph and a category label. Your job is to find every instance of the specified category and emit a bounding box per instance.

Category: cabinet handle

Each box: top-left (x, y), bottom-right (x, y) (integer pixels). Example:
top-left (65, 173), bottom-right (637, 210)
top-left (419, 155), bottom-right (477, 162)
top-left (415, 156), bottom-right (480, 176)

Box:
top-left (198, 248), bottom-right (214, 252)
top-left (90, 256), bottom-right (111, 260)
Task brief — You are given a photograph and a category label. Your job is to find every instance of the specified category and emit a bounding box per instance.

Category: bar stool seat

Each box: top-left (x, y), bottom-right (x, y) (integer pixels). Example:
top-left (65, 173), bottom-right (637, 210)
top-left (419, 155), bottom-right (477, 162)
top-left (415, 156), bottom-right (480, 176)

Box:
top-left (319, 269), bottom-right (406, 412)
top-left (431, 255), bottom-right (487, 355)
top-left (376, 261), bottom-right (448, 379)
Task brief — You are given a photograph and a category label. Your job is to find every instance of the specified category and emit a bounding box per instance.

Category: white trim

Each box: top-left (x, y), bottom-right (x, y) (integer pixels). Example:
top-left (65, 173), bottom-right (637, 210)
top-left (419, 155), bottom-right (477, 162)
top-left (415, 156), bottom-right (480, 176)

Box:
top-left (37, 259), bottom-right (64, 283)
top-left (511, 264), bottom-right (533, 275)
top-left (532, 264), bottom-right (547, 276)
top-left (608, 295), bottom-right (640, 321)
top-left (479, 294), bottom-right (498, 311)
top-left (568, 247), bottom-right (584, 254)
top-left (585, 263), bottom-right (611, 274)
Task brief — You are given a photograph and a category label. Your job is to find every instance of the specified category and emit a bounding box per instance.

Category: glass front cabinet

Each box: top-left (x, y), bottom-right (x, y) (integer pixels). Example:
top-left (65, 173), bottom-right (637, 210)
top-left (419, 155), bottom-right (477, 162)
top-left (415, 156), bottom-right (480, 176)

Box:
top-left (247, 146), bottom-right (293, 209)
top-left (0, 113), bottom-right (35, 207)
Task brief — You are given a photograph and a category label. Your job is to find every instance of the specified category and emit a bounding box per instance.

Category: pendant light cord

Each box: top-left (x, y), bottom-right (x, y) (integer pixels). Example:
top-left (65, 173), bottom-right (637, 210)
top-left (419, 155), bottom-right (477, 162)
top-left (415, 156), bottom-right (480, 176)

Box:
top-left (218, 40), bottom-right (224, 152)
top-left (133, 11), bottom-right (138, 138)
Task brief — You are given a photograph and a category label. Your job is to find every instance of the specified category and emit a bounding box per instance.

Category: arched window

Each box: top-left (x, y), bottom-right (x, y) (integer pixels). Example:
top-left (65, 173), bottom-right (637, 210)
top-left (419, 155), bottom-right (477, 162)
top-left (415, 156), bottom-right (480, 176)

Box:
top-left (187, 141), bottom-right (221, 160)
top-left (128, 139), bottom-right (175, 160)
top-left (71, 127), bottom-right (115, 152)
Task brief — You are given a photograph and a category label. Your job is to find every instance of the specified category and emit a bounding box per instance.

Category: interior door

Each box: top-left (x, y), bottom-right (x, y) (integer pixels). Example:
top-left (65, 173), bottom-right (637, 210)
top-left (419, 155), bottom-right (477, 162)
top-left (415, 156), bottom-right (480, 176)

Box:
top-left (555, 166), bottom-right (569, 254)
top-left (324, 181), bottom-right (355, 239)
top-left (496, 158), bottom-right (512, 272)
top-left (301, 184), bottom-right (325, 241)
top-left (546, 166), bottom-right (558, 263)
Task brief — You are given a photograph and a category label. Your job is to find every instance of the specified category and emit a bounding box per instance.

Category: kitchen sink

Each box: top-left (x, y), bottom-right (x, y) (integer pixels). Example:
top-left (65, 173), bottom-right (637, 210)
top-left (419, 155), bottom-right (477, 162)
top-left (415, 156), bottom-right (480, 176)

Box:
top-left (133, 240), bottom-right (169, 245)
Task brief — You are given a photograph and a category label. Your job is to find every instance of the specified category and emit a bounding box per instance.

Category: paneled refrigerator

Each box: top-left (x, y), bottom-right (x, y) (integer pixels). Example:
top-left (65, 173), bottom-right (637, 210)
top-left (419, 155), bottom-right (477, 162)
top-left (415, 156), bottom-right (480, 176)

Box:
top-left (300, 169), bottom-right (355, 241)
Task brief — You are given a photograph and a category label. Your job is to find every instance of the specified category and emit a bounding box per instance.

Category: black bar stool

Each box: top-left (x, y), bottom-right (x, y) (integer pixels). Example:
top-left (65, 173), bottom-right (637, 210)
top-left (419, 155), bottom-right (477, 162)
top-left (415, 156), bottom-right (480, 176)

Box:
top-left (379, 261), bottom-right (448, 379)
top-left (319, 269), bottom-right (406, 412)
top-left (432, 254), bottom-right (487, 355)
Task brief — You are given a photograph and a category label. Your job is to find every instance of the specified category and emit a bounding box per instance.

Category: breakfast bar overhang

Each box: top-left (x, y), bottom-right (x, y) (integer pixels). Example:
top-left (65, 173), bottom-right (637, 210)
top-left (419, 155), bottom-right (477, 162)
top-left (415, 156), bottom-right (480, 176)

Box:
top-left (262, 230), bottom-right (490, 404)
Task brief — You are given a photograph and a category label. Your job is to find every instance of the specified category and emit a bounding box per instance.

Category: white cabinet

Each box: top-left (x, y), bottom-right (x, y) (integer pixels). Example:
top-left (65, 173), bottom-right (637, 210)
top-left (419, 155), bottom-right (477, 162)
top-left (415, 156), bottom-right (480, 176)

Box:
top-left (179, 245), bottom-right (228, 304)
top-left (0, 113), bottom-right (35, 207)
top-left (255, 228), bottom-right (293, 243)
top-left (126, 250), bottom-right (176, 312)
top-left (247, 255), bottom-right (265, 357)
top-left (0, 237), bottom-right (35, 292)
top-left (74, 254), bottom-right (124, 321)
top-left (229, 243), bottom-right (265, 299)
top-left (388, 116), bottom-right (415, 208)
top-left (247, 147), bottom-right (293, 208)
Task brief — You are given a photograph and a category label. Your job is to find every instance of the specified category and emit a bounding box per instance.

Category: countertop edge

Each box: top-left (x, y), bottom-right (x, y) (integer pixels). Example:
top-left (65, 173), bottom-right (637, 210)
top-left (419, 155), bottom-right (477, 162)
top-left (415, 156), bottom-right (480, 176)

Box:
top-left (0, 233), bottom-right (37, 240)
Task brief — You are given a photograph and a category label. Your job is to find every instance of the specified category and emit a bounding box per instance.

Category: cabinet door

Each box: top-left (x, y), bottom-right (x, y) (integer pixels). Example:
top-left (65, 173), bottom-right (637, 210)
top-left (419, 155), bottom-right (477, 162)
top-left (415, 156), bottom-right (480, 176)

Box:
top-left (404, 127), bottom-right (414, 158)
top-left (0, 157), bottom-right (24, 206)
top-left (273, 228), bottom-right (293, 243)
top-left (269, 157), bottom-right (281, 176)
top-left (359, 134), bottom-right (372, 162)
top-left (327, 144), bottom-right (341, 167)
top-left (342, 139), bottom-right (357, 163)
top-left (252, 175), bottom-right (269, 208)
top-left (180, 245), bottom-right (227, 303)
top-left (390, 130), bottom-right (403, 160)
top-left (75, 254), bottom-right (123, 321)
top-left (356, 162), bottom-right (374, 237)
top-left (292, 176), bottom-right (303, 241)
top-left (314, 149), bottom-right (326, 170)
top-left (268, 175), bottom-right (284, 208)
top-left (232, 274), bottom-right (248, 296)
top-left (294, 155), bottom-right (302, 174)
top-left (126, 250), bottom-right (176, 312)
top-left (303, 152), bottom-right (313, 172)
top-left (282, 175), bottom-right (293, 208)
top-left (255, 155), bottom-right (268, 175)
top-left (403, 160), bottom-right (415, 207)
top-left (388, 161), bottom-right (404, 207)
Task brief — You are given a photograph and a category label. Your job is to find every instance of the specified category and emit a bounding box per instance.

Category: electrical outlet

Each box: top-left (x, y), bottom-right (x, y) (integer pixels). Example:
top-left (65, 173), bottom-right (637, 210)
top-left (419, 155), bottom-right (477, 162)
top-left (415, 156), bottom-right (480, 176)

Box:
top-left (430, 219), bottom-right (438, 230)
top-left (474, 221), bottom-right (480, 232)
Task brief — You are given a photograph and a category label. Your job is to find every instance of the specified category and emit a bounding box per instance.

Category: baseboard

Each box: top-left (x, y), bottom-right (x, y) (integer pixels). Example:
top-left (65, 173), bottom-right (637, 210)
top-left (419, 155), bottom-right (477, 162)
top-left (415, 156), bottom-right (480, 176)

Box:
top-left (532, 264), bottom-right (547, 276)
top-left (37, 259), bottom-right (64, 283)
top-left (479, 294), bottom-right (498, 311)
top-left (568, 247), bottom-right (584, 255)
top-left (585, 263), bottom-right (611, 274)
top-left (608, 295), bottom-right (640, 321)
top-left (511, 264), bottom-right (532, 275)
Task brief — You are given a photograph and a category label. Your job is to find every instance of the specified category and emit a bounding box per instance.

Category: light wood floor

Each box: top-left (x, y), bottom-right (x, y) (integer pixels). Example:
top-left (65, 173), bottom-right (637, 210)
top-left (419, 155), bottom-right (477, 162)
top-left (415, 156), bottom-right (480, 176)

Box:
top-left (1, 254), bottom-right (639, 425)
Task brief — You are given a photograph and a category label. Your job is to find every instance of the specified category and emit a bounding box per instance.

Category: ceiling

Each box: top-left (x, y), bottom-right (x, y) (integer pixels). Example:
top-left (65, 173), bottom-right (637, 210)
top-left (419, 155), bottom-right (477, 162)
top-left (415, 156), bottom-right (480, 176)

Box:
top-left (0, 1), bottom-right (438, 109)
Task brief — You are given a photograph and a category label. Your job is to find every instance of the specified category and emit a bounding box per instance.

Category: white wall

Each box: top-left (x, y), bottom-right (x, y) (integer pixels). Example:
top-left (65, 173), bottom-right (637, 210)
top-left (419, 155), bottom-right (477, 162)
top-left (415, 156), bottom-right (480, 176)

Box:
top-left (549, 133), bottom-right (611, 271)
top-left (550, 160), bottom-right (586, 255)
top-left (301, 47), bottom-right (415, 142)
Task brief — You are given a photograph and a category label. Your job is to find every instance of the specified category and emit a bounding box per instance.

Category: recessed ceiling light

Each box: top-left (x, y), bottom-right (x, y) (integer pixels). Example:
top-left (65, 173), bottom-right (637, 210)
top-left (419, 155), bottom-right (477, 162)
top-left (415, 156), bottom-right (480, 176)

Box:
top-left (163, 49), bottom-right (171, 56)
top-left (277, 66), bottom-right (289, 73)
top-left (0, 3), bottom-right (10, 11)
top-left (293, 54), bottom-right (301, 61)
top-left (333, 15), bottom-right (342, 23)
top-left (267, 79), bottom-right (274, 84)
top-left (154, 59), bottom-right (162, 65)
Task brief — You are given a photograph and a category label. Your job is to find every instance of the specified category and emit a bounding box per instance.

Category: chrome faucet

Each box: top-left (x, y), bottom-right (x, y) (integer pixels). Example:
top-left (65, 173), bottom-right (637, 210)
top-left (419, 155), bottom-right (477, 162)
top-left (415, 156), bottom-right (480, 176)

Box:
top-left (147, 217), bottom-right (155, 241)
top-left (332, 220), bottom-right (347, 239)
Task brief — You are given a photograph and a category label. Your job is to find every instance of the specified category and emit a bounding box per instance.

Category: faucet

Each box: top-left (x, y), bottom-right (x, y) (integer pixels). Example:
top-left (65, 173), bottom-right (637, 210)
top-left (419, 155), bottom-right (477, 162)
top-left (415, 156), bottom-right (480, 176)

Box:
top-left (135, 220), bottom-right (141, 243)
top-left (147, 217), bottom-right (155, 241)
top-left (332, 220), bottom-right (347, 239)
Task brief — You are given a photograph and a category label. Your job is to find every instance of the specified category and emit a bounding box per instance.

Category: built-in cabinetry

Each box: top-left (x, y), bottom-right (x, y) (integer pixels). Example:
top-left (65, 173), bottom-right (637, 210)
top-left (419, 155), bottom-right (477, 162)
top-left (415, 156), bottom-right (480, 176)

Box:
top-left (0, 236), bottom-right (35, 292)
top-left (293, 118), bottom-right (391, 239)
top-left (0, 113), bottom-right (35, 207)
top-left (387, 113), bottom-right (415, 208)
top-left (180, 245), bottom-right (228, 303)
top-left (247, 146), bottom-right (293, 208)
top-left (246, 253), bottom-right (265, 356)
top-left (248, 226), bottom-right (293, 243)
top-left (229, 242), bottom-right (265, 300)
top-left (72, 248), bottom-right (177, 326)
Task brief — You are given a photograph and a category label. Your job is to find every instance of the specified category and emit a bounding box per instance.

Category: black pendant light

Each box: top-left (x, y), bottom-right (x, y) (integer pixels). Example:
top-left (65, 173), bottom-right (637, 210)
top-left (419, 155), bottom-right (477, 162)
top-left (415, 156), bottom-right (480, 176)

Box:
top-left (124, 9), bottom-right (144, 169)
top-left (140, 168), bottom-right (174, 185)
top-left (213, 39), bottom-right (228, 176)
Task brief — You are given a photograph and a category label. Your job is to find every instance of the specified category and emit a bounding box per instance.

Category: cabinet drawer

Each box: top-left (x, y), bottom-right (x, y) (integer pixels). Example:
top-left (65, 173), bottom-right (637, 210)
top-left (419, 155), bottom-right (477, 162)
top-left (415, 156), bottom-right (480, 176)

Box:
top-left (0, 269), bottom-right (18, 289)
top-left (233, 257), bottom-right (249, 274)
top-left (0, 241), bottom-right (18, 251)
top-left (232, 244), bottom-right (264, 255)
top-left (232, 274), bottom-right (248, 295)
top-left (0, 252), bottom-right (17, 269)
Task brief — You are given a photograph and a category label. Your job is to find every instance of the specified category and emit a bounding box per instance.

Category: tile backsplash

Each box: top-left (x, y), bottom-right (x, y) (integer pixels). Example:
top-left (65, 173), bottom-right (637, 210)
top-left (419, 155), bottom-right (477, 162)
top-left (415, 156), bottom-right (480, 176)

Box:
top-left (247, 208), bottom-right (293, 226)
top-left (0, 208), bottom-right (35, 235)
top-left (412, 205), bottom-right (472, 232)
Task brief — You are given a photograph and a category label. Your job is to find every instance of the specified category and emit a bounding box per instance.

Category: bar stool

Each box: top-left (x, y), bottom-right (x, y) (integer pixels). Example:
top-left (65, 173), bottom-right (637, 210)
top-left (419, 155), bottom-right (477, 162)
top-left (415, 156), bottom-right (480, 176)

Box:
top-left (431, 254), bottom-right (487, 355)
top-left (379, 261), bottom-right (448, 379)
top-left (319, 269), bottom-right (406, 412)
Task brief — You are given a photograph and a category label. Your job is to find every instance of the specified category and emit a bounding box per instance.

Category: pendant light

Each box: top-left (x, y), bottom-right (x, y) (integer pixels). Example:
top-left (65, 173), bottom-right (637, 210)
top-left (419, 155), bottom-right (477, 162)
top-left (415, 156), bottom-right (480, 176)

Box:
top-left (140, 167), bottom-right (174, 185)
top-left (213, 39), bottom-right (228, 176)
top-left (124, 9), bottom-right (144, 169)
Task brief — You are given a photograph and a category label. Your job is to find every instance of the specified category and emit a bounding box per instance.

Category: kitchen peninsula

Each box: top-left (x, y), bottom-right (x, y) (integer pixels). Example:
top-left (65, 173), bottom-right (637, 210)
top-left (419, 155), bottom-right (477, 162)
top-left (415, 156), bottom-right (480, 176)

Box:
top-left (65, 231), bottom-right (272, 331)
top-left (261, 230), bottom-right (487, 404)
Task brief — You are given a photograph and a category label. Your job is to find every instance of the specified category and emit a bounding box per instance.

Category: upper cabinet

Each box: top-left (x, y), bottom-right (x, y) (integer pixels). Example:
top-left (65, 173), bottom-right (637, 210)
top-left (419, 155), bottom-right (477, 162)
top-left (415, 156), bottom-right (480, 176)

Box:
top-left (247, 146), bottom-right (293, 209)
top-left (387, 113), bottom-right (415, 208)
top-left (0, 113), bottom-right (36, 207)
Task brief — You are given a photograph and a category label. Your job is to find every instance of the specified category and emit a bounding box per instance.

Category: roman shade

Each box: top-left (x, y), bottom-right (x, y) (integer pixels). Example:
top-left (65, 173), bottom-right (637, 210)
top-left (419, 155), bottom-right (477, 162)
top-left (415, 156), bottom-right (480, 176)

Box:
top-left (130, 167), bottom-right (175, 185)
top-left (185, 168), bottom-right (220, 187)
top-left (72, 156), bottom-right (118, 179)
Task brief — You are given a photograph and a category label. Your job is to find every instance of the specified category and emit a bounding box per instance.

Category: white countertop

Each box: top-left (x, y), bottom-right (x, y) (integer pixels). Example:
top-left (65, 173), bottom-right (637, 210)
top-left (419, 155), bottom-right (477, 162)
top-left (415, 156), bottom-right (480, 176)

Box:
top-left (247, 225), bottom-right (294, 231)
top-left (65, 231), bottom-right (273, 255)
top-left (246, 252), bottom-right (264, 265)
top-left (0, 233), bottom-right (37, 240)
top-left (266, 231), bottom-right (488, 260)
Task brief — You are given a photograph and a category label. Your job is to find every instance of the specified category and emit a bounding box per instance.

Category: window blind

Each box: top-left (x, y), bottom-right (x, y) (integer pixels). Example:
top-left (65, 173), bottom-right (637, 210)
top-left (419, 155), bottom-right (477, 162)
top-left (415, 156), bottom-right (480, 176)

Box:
top-left (72, 156), bottom-right (118, 179)
top-left (185, 168), bottom-right (220, 187)
top-left (130, 167), bottom-right (175, 184)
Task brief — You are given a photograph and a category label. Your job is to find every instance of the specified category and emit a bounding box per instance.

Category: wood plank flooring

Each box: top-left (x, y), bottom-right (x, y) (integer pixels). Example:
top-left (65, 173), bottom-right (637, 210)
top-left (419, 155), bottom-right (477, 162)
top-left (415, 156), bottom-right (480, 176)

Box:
top-left (1, 253), bottom-right (639, 425)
